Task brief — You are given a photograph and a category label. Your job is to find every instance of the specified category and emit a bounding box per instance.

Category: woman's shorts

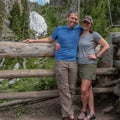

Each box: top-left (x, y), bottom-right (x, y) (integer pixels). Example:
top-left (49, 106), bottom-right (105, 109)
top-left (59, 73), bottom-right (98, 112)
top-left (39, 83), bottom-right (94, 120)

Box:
top-left (78, 64), bottom-right (97, 81)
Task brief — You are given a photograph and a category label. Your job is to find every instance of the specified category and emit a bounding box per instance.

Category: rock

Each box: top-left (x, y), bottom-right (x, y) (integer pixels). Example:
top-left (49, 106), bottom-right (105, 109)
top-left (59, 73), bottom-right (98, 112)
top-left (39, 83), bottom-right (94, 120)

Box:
top-left (103, 106), bottom-right (114, 114)
top-left (114, 84), bottom-right (120, 96)
top-left (99, 45), bottom-right (113, 67)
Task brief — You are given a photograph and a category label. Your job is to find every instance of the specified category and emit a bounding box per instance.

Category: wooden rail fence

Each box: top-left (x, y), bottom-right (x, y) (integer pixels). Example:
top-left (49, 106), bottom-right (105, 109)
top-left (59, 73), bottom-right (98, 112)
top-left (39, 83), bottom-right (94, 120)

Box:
top-left (0, 32), bottom-right (120, 104)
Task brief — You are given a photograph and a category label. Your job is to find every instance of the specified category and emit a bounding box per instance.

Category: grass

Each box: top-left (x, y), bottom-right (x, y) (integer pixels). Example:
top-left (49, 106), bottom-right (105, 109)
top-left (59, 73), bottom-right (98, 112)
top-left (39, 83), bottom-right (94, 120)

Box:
top-left (0, 57), bottom-right (57, 93)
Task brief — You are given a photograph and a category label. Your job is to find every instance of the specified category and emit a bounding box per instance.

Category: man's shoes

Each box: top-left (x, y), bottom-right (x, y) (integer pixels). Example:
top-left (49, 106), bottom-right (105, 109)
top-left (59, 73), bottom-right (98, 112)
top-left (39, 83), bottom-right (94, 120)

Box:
top-left (62, 117), bottom-right (70, 120)
top-left (62, 117), bottom-right (75, 120)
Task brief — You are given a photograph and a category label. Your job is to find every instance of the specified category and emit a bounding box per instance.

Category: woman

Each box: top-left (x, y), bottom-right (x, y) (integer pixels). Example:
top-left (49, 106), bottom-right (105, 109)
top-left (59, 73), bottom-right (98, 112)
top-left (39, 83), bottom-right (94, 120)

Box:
top-left (77, 16), bottom-right (110, 120)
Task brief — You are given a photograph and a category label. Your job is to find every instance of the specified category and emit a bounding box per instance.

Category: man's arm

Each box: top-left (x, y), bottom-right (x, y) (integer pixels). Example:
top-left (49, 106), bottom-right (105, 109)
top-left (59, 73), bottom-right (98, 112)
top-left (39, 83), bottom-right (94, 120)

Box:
top-left (22, 36), bottom-right (54, 43)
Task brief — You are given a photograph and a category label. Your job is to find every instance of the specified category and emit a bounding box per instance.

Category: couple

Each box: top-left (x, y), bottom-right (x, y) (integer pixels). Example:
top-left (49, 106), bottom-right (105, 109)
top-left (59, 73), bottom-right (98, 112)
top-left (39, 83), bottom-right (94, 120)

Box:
top-left (23, 11), bottom-right (109, 120)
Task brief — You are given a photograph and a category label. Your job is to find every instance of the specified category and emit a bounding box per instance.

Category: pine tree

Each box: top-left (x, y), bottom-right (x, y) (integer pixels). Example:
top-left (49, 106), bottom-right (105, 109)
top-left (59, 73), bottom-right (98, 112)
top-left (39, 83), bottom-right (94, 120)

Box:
top-left (0, 0), bottom-right (5, 36)
top-left (9, 2), bottom-right (22, 40)
top-left (21, 0), bottom-right (30, 39)
top-left (81, 0), bottom-right (109, 37)
top-left (110, 0), bottom-right (120, 25)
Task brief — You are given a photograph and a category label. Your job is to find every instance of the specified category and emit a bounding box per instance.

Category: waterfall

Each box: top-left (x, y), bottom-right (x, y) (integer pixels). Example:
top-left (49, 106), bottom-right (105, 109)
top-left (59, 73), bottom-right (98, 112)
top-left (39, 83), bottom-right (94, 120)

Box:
top-left (29, 11), bottom-right (47, 38)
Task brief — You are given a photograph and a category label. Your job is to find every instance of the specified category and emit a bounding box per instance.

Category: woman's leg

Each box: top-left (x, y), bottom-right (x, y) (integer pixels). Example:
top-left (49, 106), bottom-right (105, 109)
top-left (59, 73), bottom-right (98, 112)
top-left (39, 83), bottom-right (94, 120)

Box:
top-left (78, 80), bottom-right (92, 120)
top-left (83, 85), bottom-right (96, 120)
top-left (81, 79), bottom-right (92, 112)
top-left (88, 85), bottom-right (95, 115)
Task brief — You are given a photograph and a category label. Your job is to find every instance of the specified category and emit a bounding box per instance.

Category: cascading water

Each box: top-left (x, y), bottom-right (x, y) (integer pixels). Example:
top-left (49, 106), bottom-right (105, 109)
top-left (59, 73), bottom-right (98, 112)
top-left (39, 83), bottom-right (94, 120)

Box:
top-left (29, 11), bottom-right (47, 38)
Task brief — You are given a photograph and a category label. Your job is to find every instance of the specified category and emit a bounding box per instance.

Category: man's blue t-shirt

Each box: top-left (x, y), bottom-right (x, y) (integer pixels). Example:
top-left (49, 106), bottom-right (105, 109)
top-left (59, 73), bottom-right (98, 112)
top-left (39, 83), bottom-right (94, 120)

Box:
top-left (51, 25), bottom-right (83, 61)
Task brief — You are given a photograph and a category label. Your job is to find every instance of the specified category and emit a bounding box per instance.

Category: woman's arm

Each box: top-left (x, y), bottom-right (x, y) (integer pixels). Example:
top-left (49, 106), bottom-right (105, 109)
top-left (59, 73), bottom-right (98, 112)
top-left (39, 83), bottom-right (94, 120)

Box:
top-left (22, 36), bottom-right (54, 43)
top-left (87, 38), bottom-right (110, 60)
top-left (96, 38), bottom-right (110, 58)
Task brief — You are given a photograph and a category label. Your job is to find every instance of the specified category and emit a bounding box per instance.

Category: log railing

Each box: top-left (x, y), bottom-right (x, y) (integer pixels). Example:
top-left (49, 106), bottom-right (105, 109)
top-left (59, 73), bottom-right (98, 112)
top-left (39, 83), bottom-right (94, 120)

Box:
top-left (0, 67), bottom-right (118, 79)
top-left (0, 34), bottom-right (120, 103)
top-left (0, 42), bottom-right (54, 58)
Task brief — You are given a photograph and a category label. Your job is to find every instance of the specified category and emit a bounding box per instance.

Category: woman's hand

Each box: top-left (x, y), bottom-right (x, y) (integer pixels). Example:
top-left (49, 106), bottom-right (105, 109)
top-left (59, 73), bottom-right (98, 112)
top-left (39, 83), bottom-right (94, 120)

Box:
top-left (87, 54), bottom-right (97, 60)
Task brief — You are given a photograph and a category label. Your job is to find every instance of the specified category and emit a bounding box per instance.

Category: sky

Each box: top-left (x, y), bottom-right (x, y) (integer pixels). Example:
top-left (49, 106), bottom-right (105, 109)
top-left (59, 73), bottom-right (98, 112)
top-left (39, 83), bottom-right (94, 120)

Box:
top-left (29, 0), bottom-right (50, 6)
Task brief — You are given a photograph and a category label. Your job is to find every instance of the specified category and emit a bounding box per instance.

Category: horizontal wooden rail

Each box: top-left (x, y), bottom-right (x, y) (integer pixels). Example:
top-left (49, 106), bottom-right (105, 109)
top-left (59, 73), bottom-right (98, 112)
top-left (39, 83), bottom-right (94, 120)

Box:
top-left (0, 69), bottom-right (54, 78)
top-left (0, 41), bottom-right (55, 58)
top-left (0, 67), bottom-right (118, 78)
top-left (0, 87), bottom-right (114, 100)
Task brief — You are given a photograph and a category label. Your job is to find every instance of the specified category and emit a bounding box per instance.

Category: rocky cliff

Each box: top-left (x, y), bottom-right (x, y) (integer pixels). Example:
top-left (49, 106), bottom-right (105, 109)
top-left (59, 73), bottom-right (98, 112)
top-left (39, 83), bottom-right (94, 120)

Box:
top-left (5, 0), bottom-right (22, 15)
top-left (1, 0), bottom-right (22, 41)
top-left (50, 0), bottom-right (78, 11)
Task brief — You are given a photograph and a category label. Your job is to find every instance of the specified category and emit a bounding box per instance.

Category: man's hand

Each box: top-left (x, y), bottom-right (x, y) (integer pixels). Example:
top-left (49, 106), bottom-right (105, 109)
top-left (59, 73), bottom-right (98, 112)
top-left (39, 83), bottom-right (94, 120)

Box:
top-left (55, 42), bottom-right (61, 51)
top-left (22, 39), bottom-right (33, 43)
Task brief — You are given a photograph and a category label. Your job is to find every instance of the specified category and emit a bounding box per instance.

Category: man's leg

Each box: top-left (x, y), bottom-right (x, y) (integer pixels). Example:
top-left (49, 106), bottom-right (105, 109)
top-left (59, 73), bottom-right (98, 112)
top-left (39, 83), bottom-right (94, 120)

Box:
top-left (69, 61), bottom-right (78, 98)
top-left (55, 61), bottom-right (74, 118)
top-left (69, 61), bottom-right (78, 119)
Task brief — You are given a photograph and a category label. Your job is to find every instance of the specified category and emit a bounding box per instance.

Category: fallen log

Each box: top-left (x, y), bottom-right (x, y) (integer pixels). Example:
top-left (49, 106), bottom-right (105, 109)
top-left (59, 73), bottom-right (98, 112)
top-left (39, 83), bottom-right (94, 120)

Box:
top-left (0, 88), bottom-right (114, 100)
top-left (0, 87), bottom-right (115, 108)
top-left (0, 97), bottom-right (56, 108)
top-left (0, 90), bottom-right (59, 100)
top-left (101, 78), bottom-right (120, 87)
top-left (0, 42), bottom-right (55, 58)
top-left (0, 99), bottom-right (33, 108)
top-left (0, 67), bottom-right (118, 78)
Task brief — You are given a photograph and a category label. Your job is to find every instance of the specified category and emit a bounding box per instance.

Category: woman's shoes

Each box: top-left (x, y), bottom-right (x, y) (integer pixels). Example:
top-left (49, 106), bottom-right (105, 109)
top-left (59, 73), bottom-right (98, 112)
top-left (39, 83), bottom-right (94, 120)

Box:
top-left (84, 114), bottom-right (96, 120)
top-left (62, 113), bottom-right (95, 120)
top-left (77, 111), bottom-right (87, 120)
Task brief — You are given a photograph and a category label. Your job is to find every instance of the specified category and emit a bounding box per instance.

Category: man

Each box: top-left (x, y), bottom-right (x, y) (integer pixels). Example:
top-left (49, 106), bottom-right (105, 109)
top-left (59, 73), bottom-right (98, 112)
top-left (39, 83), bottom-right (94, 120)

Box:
top-left (23, 11), bottom-right (83, 120)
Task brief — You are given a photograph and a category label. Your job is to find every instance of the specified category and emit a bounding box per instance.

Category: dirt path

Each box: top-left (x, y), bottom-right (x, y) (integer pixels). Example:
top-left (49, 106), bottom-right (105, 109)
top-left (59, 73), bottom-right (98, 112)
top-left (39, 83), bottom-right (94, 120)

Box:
top-left (0, 97), bottom-right (119, 120)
